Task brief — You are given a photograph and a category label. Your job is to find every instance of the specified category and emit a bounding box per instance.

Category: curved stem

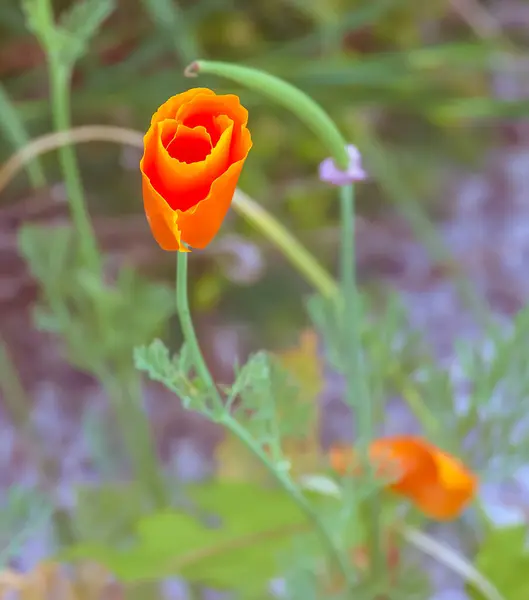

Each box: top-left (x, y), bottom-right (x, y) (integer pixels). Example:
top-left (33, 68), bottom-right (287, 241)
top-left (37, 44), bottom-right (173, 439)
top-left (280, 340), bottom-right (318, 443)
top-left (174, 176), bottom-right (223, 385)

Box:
top-left (339, 184), bottom-right (380, 575)
top-left (233, 189), bottom-right (338, 298)
top-left (0, 127), bottom-right (337, 300)
top-left (49, 65), bottom-right (99, 271)
top-left (186, 61), bottom-right (349, 169)
top-left (401, 525), bottom-right (505, 600)
top-left (176, 251), bottom-right (218, 396)
top-left (175, 251), bottom-right (354, 587)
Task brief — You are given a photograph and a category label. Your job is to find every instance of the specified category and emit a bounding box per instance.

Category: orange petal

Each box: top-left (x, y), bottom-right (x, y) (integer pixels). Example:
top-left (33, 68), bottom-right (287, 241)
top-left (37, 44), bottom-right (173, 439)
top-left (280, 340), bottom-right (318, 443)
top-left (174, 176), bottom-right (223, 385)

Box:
top-left (374, 437), bottom-right (477, 520)
top-left (177, 128), bottom-right (252, 249)
top-left (140, 88), bottom-right (252, 251)
top-left (150, 88), bottom-right (216, 125)
top-left (329, 437), bottom-right (477, 521)
top-left (177, 93), bottom-right (249, 148)
top-left (156, 120), bottom-right (234, 212)
top-left (370, 437), bottom-right (439, 491)
top-left (141, 172), bottom-right (185, 251)
top-left (409, 446), bottom-right (478, 520)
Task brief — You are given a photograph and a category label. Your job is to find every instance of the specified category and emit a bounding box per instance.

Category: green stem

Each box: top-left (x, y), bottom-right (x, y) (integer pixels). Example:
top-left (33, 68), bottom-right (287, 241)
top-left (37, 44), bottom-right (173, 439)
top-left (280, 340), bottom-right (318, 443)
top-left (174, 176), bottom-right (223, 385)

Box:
top-left (175, 251), bottom-right (353, 587)
top-left (339, 184), bottom-right (370, 430)
top-left (339, 184), bottom-right (381, 577)
top-left (187, 60), bottom-right (349, 169)
top-left (176, 251), bottom-right (218, 395)
top-left (220, 415), bottom-right (355, 585)
top-left (49, 63), bottom-right (99, 270)
top-left (233, 189), bottom-right (338, 299)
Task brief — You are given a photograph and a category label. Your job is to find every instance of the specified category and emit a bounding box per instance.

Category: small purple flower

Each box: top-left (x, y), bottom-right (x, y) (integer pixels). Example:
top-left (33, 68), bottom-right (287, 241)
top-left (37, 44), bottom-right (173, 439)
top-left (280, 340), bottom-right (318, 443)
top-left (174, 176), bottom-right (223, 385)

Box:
top-left (318, 144), bottom-right (367, 185)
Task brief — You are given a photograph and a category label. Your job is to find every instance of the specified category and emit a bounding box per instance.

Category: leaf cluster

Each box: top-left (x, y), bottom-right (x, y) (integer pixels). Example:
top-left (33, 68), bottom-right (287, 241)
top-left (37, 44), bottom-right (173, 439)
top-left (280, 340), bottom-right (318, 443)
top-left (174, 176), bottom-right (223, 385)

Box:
top-left (19, 224), bottom-right (174, 375)
top-left (21, 0), bottom-right (115, 67)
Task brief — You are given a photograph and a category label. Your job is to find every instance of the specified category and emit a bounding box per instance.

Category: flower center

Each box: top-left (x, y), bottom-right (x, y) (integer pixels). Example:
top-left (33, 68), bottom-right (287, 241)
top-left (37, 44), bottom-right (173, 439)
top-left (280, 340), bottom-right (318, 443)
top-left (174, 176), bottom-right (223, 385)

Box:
top-left (166, 127), bottom-right (212, 164)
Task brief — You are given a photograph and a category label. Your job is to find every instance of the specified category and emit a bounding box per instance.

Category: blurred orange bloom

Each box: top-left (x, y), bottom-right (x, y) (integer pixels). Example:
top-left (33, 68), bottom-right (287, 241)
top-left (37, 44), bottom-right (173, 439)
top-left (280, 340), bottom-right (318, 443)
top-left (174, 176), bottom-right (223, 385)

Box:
top-left (140, 88), bottom-right (252, 251)
top-left (329, 436), bottom-right (478, 520)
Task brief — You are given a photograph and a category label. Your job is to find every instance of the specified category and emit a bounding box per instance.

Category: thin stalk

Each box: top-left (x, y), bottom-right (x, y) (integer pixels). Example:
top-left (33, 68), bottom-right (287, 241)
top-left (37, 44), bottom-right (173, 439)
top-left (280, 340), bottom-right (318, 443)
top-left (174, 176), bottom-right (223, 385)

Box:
top-left (0, 127), bottom-right (339, 300)
top-left (338, 183), bottom-right (381, 576)
top-left (220, 415), bottom-right (355, 584)
top-left (48, 63), bottom-right (99, 270)
top-left (175, 251), bottom-right (354, 587)
top-left (233, 189), bottom-right (338, 298)
top-left (176, 252), bottom-right (217, 395)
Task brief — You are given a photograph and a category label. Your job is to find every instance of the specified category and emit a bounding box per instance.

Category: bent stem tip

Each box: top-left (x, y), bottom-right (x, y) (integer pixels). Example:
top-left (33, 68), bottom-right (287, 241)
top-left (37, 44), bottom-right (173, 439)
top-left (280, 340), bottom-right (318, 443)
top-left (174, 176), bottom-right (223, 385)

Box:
top-left (184, 61), bottom-right (200, 78)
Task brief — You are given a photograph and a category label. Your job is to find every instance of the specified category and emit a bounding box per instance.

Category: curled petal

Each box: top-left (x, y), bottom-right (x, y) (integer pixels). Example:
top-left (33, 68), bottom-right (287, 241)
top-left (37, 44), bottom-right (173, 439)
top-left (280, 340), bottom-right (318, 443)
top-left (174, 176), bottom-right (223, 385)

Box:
top-left (177, 128), bottom-right (252, 248)
top-left (140, 88), bottom-right (252, 251)
top-left (142, 174), bottom-right (186, 252)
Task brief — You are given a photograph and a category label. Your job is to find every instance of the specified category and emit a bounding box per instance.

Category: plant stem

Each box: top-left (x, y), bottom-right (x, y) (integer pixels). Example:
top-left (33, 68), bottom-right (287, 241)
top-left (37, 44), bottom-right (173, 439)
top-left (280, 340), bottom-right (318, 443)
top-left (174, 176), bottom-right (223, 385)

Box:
top-left (49, 63), bottom-right (99, 271)
top-left (0, 126), bottom-right (338, 301)
top-left (175, 251), bottom-right (354, 587)
top-left (221, 416), bottom-right (355, 585)
top-left (176, 252), bottom-right (217, 395)
top-left (233, 189), bottom-right (338, 299)
top-left (338, 183), bottom-right (381, 576)
top-left (339, 184), bottom-right (371, 431)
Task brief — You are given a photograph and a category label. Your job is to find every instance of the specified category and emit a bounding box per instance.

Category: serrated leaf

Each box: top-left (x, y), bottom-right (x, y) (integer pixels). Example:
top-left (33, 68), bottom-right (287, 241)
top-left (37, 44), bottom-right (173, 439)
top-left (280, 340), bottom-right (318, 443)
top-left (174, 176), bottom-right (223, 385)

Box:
top-left (134, 340), bottom-right (208, 413)
top-left (468, 525), bottom-right (529, 600)
top-left (216, 334), bottom-right (325, 482)
top-left (21, 0), bottom-right (52, 40)
top-left (58, 0), bottom-right (115, 63)
top-left (18, 224), bottom-right (74, 286)
top-left (71, 483), bottom-right (152, 546)
top-left (61, 482), bottom-right (315, 595)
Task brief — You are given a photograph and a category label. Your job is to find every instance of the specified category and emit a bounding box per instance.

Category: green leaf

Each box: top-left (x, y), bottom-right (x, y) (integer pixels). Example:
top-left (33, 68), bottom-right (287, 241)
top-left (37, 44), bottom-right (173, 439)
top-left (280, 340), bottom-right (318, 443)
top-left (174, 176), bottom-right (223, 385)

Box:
top-left (18, 224), bottom-right (74, 286)
top-left (134, 339), bottom-right (209, 413)
top-left (468, 525), bottom-right (529, 600)
top-left (58, 0), bottom-right (115, 63)
top-left (226, 349), bottom-right (313, 444)
top-left (61, 481), bottom-right (315, 595)
top-left (19, 225), bottom-right (174, 373)
top-left (22, 0), bottom-right (115, 65)
top-left (72, 483), bottom-right (151, 546)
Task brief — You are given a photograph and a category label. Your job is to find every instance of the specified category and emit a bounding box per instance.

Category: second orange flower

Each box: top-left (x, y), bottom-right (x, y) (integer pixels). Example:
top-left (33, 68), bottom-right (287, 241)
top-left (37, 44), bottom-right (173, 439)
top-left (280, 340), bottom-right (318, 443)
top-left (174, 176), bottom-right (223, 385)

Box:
top-left (329, 436), bottom-right (478, 520)
top-left (140, 88), bottom-right (252, 251)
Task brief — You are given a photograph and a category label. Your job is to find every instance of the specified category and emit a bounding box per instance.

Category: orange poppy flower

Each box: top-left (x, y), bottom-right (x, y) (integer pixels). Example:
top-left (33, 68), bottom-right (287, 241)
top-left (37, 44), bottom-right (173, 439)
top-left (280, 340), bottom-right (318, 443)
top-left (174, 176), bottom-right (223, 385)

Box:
top-left (140, 88), bottom-right (252, 251)
top-left (329, 436), bottom-right (478, 520)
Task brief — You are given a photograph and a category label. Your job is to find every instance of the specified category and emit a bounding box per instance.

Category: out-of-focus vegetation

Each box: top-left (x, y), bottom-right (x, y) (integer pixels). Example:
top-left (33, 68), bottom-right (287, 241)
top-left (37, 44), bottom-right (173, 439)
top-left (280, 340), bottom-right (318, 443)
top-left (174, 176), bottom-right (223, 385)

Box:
top-left (1, 1), bottom-right (529, 599)
top-left (1, 0), bottom-right (526, 331)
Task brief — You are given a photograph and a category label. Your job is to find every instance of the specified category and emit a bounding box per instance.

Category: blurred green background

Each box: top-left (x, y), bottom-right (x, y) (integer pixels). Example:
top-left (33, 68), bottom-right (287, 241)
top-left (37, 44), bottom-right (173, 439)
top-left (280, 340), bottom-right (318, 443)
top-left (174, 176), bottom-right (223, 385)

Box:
top-left (0, 0), bottom-right (527, 347)
top-left (1, 2), bottom-right (529, 596)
